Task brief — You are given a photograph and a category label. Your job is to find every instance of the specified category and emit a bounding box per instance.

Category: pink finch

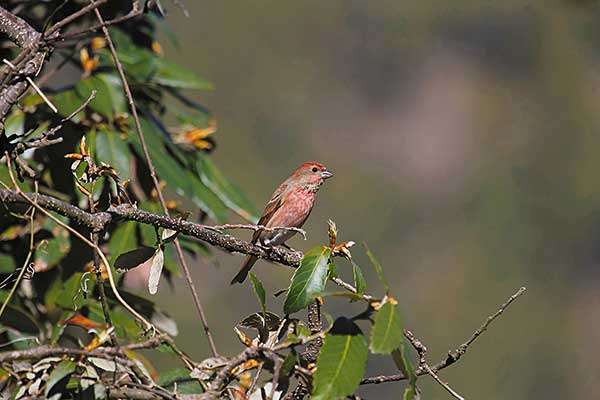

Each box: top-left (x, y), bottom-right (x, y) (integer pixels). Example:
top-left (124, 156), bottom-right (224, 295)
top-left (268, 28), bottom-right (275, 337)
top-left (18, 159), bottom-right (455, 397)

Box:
top-left (230, 162), bottom-right (333, 284)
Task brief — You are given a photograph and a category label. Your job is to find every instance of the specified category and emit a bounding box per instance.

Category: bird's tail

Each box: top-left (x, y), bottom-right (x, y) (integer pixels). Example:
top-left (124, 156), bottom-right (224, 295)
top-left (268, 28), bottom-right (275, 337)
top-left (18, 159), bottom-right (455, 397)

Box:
top-left (230, 255), bottom-right (258, 285)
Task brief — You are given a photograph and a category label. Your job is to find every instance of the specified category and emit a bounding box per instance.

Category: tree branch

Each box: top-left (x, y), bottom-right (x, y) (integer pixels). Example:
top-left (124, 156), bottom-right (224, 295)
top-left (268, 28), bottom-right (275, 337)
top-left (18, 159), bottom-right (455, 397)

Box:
top-left (0, 6), bottom-right (47, 130)
top-left (360, 286), bottom-right (527, 385)
top-left (0, 7), bottom-right (39, 47)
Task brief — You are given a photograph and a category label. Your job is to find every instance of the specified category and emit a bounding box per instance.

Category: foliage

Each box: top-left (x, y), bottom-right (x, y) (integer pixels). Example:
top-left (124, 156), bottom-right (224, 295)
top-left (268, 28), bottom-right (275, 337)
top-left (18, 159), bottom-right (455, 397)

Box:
top-left (0, 2), bottom-right (518, 399)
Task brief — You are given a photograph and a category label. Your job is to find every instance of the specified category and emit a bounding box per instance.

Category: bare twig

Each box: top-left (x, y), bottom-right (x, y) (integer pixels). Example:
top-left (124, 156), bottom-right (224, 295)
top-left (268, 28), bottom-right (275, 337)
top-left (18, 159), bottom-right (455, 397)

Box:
top-left (92, 3), bottom-right (219, 356)
top-left (2, 58), bottom-right (56, 113)
top-left (0, 190), bottom-right (35, 320)
top-left (2, 160), bottom-right (154, 332)
top-left (360, 287), bottom-right (527, 385)
top-left (49, 9), bottom-right (143, 42)
top-left (0, 6), bottom-right (47, 129)
top-left (7, 90), bottom-right (96, 173)
top-left (43, 0), bottom-right (108, 38)
top-left (404, 330), bottom-right (464, 400)
top-left (207, 346), bottom-right (281, 397)
top-left (0, 335), bottom-right (163, 364)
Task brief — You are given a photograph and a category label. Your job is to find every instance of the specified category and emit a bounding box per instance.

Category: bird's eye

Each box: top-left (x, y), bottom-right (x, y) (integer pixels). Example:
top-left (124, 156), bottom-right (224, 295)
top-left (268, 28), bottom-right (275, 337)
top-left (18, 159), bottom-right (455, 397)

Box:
top-left (312, 167), bottom-right (319, 173)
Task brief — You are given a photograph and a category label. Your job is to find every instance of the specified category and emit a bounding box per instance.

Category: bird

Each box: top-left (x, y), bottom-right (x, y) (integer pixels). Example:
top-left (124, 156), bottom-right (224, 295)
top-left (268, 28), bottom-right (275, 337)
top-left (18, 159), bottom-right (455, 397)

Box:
top-left (230, 161), bottom-right (333, 284)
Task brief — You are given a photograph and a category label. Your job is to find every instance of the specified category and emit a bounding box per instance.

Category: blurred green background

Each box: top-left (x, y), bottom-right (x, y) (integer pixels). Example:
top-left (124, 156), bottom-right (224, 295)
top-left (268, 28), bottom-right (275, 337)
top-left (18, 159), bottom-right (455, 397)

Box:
top-left (150, 1), bottom-right (600, 398)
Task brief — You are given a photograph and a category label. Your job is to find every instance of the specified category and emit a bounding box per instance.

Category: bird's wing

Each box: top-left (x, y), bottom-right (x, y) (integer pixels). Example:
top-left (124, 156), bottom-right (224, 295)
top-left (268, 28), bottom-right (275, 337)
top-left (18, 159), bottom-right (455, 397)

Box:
top-left (251, 183), bottom-right (288, 243)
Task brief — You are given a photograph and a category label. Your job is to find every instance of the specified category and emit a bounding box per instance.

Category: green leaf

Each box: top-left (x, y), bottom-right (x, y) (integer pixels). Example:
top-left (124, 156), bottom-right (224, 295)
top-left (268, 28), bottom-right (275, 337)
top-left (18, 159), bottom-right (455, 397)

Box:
top-left (4, 109), bottom-right (24, 136)
top-left (0, 253), bottom-right (16, 273)
top-left (108, 221), bottom-right (137, 266)
top-left (283, 246), bottom-right (331, 314)
top-left (327, 258), bottom-right (338, 279)
top-left (319, 291), bottom-right (365, 302)
top-left (187, 170), bottom-right (229, 223)
top-left (35, 215), bottom-right (71, 271)
top-left (87, 303), bottom-right (142, 339)
top-left (45, 360), bottom-right (76, 396)
top-left (95, 130), bottom-right (131, 179)
top-left (370, 301), bottom-right (403, 354)
top-left (312, 318), bottom-right (368, 400)
top-left (5, 330), bottom-right (38, 350)
top-left (248, 272), bottom-right (266, 314)
top-left (75, 75), bottom-right (113, 118)
top-left (0, 304), bottom-right (41, 333)
top-left (97, 73), bottom-right (126, 114)
top-left (157, 367), bottom-right (194, 386)
top-left (392, 346), bottom-right (417, 400)
top-left (352, 261), bottom-right (366, 296)
top-left (280, 351), bottom-right (298, 377)
top-left (152, 57), bottom-right (213, 90)
top-left (55, 272), bottom-right (85, 310)
top-left (129, 119), bottom-right (228, 223)
top-left (363, 243), bottom-right (389, 293)
top-left (53, 89), bottom-right (85, 122)
top-left (196, 157), bottom-right (259, 222)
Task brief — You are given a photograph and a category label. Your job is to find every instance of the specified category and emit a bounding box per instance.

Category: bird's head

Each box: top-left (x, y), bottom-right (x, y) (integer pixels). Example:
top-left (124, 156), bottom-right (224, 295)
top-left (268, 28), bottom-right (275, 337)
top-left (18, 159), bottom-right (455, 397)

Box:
top-left (291, 161), bottom-right (333, 190)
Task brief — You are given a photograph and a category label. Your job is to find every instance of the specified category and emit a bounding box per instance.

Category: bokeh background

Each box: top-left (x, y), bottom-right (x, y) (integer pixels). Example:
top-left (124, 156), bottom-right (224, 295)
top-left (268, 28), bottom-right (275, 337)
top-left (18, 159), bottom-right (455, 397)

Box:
top-left (150, 1), bottom-right (600, 398)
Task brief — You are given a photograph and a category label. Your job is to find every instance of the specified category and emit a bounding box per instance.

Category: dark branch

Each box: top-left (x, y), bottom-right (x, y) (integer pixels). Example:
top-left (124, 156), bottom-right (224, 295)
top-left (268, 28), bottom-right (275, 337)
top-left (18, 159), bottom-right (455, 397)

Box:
top-left (0, 189), bottom-right (301, 266)
top-left (0, 6), bottom-right (39, 47)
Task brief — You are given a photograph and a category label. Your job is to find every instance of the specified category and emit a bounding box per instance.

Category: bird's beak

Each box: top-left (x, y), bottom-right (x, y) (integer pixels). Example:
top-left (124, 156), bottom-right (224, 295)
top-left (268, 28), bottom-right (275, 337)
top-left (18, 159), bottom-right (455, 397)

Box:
top-left (321, 170), bottom-right (334, 179)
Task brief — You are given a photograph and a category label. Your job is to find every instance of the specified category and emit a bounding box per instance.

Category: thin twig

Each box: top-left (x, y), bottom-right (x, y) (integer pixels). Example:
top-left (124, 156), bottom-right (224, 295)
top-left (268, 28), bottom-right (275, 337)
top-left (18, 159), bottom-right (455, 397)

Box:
top-left (2, 58), bottom-right (57, 113)
top-left (43, 0), bottom-right (108, 38)
top-left (404, 330), bottom-right (464, 400)
top-left (3, 158), bottom-right (154, 332)
top-left (360, 286), bottom-right (527, 385)
top-left (49, 10), bottom-right (143, 42)
top-left (92, 2), bottom-right (219, 357)
top-left (0, 189), bottom-right (35, 320)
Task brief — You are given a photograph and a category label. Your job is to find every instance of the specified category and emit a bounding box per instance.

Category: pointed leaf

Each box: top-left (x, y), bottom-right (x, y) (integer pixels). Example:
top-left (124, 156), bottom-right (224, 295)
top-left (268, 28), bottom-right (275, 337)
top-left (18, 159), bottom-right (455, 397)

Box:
top-left (75, 75), bottom-right (113, 118)
top-left (129, 118), bottom-right (228, 223)
top-left (148, 248), bottom-right (164, 294)
top-left (109, 221), bottom-right (137, 266)
top-left (319, 292), bottom-right (366, 302)
top-left (53, 89), bottom-right (85, 122)
top-left (249, 272), bottom-right (266, 314)
top-left (363, 243), bottom-right (389, 293)
top-left (352, 261), bottom-right (366, 296)
top-left (0, 253), bottom-right (16, 273)
top-left (35, 215), bottom-right (71, 272)
top-left (312, 318), bottom-right (368, 400)
top-left (114, 246), bottom-right (156, 271)
top-left (283, 246), bottom-right (331, 314)
top-left (392, 346), bottom-right (417, 400)
top-left (97, 73), bottom-right (126, 114)
top-left (370, 301), bottom-right (403, 354)
top-left (45, 360), bottom-right (76, 396)
top-left (152, 57), bottom-right (213, 90)
top-left (95, 130), bottom-right (130, 179)
top-left (197, 157), bottom-right (259, 222)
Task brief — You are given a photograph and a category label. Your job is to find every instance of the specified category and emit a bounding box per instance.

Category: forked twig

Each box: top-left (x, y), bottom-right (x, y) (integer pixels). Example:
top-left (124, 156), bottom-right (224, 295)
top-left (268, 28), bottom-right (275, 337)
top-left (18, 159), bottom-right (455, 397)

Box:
top-left (3, 155), bottom-right (154, 333)
top-left (361, 287), bottom-right (527, 385)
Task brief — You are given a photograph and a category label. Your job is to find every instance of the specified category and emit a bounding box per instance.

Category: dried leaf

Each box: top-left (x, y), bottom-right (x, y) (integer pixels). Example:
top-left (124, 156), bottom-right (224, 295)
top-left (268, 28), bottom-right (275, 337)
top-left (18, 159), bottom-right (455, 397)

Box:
top-left (148, 248), bottom-right (164, 295)
top-left (327, 220), bottom-right (337, 249)
top-left (60, 313), bottom-right (104, 330)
